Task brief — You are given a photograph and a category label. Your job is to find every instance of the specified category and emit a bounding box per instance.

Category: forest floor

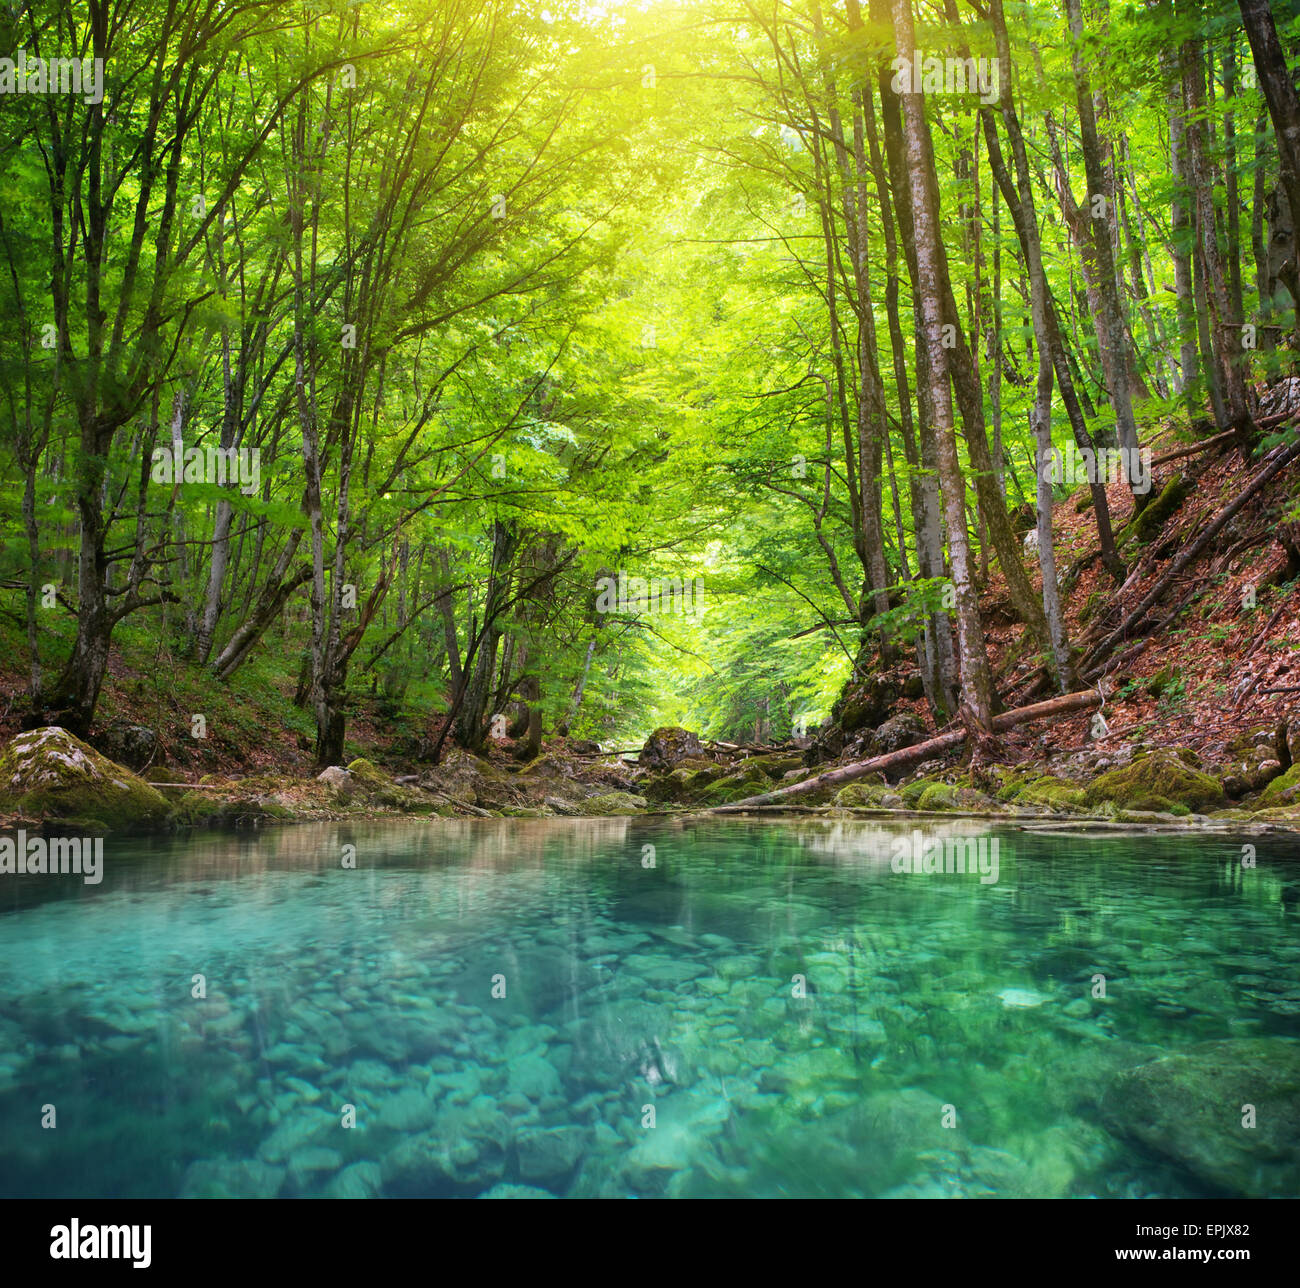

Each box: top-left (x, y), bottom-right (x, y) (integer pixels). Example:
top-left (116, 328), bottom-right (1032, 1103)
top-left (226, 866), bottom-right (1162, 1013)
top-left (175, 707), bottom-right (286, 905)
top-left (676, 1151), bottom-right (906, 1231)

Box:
top-left (2, 402), bottom-right (1300, 832)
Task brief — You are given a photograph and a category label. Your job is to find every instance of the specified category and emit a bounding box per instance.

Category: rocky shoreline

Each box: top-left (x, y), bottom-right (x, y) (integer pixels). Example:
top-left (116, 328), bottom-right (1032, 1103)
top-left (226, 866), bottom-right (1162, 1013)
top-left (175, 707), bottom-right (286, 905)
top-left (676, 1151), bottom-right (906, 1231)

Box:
top-left (3, 722), bottom-right (1300, 835)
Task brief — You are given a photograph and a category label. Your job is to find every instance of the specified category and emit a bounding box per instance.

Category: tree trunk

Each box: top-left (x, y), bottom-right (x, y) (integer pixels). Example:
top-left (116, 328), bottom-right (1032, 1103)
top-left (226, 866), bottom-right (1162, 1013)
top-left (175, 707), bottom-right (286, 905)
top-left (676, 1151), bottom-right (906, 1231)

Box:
top-left (891, 0), bottom-right (993, 731)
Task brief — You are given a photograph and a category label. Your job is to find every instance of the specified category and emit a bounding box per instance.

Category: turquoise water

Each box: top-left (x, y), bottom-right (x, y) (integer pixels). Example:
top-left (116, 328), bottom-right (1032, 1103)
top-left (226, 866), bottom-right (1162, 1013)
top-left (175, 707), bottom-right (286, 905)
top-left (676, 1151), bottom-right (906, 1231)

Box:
top-left (1, 817), bottom-right (1298, 1199)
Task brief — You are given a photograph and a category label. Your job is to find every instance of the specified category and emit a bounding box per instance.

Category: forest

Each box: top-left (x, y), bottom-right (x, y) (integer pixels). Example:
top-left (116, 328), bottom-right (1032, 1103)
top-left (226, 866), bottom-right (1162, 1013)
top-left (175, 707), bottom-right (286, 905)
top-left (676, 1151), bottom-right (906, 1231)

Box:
top-left (0, 0), bottom-right (1296, 786)
top-left (5, 0), bottom-right (1300, 1224)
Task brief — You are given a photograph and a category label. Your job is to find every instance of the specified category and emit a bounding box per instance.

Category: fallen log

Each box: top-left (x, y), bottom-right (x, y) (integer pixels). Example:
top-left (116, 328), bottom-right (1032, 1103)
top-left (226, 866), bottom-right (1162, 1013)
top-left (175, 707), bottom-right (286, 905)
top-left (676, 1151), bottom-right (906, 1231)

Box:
top-left (1081, 440), bottom-right (1300, 675)
top-left (707, 689), bottom-right (1104, 809)
top-left (1149, 428), bottom-right (1237, 467)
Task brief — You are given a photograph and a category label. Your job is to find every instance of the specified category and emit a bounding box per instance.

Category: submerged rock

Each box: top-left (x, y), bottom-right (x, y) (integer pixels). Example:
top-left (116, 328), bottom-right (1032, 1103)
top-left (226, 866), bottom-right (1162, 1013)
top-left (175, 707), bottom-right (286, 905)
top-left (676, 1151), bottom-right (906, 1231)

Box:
top-left (0, 726), bottom-right (170, 828)
top-left (381, 1104), bottom-right (512, 1195)
top-left (179, 1157), bottom-right (286, 1199)
top-left (1100, 1039), bottom-right (1300, 1197)
top-left (515, 1125), bottom-right (587, 1184)
top-left (998, 988), bottom-right (1051, 1009)
top-left (323, 1160), bottom-right (383, 1199)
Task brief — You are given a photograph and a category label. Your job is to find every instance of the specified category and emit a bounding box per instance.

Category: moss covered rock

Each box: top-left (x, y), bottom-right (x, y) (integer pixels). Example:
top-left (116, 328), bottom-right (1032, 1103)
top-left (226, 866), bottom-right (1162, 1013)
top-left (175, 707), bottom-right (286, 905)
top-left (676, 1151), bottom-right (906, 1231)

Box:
top-left (0, 726), bottom-right (170, 829)
top-left (700, 767), bottom-right (771, 804)
top-left (143, 766), bottom-right (186, 785)
top-left (915, 782), bottom-right (997, 812)
top-left (1259, 763), bottom-right (1300, 806)
top-left (638, 727), bottom-right (703, 769)
top-left (1006, 776), bottom-right (1087, 811)
top-left (740, 753), bottom-right (804, 779)
top-left (583, 791), bottom-right (649, 815)
top-left (1118, 473), bottom-right (1191, 546)
top-left (836, 676), bottom-right (900, 733)
top-left (834, 781), bottom-right (895, 808)
top-left (1084, 750), bottom-right (1226, 814)
top-left (900, 775), bottom-right (938, 808)
top-left (343, 758), bottom-right (422, 809)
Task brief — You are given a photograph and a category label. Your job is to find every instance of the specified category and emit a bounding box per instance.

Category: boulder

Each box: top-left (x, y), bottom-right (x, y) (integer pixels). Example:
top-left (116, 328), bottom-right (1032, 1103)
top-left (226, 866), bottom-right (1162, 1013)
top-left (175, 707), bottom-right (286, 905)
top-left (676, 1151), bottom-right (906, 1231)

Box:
top-left (916, 782), bottom-right (998, 812)
top-left (1084, 749), bottom-right (1226, 814)
top-left (1002, 775), bottom-right (1087, 811)
top-left (864, 712), bottom-right (927, 757)
top-left (834, 781), bottom-right (893, 808)
top-left (638, 727), bottom-right (703, 769)
top-left (582, 791), bottom-right (648, 815)
top-left (0, 727), bottom-right (170, 829)
top-left (316, 766), bottom-right (355, 802)
top-left (1260, 763), bottom-right (1300, 806)
top-left (1100, 1040), bottom-right (1300, 1197)
top-left (835, 676), bottom-right (899, 734)
top-left (91, 722), bottom-right (161, 772)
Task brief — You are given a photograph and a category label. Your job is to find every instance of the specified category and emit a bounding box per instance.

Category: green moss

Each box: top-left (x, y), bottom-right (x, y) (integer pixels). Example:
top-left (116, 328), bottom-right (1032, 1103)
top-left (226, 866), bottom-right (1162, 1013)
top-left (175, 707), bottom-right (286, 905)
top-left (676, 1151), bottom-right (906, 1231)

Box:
top-left (1144, 666), bottom-right (1178, 699)
top-left (1079, 592), bottom-right (1107, 625)
top-left (345, 758), bottom-right (388, 786)
top-left (834, 782), bottom-right (892, 807)
top-left (915, 783), bottom-right (995, 812)
top-left (1012, 776), bottom-right (1087, 810)
top-left (900, 776), bottom-right (936, 808)
top-left (1260, 763), bottom-right (1300, 805)
top-left (167, 791), bottom-right (226, 826)
top-left (0, 727), bottom-right (171, 830)
top-left (700, 767), bottom-right (770, 804)
top-left (741, 753), bottom-right (804, 779)
top-left (342, 758), bottom-right (422, 810)
top-left (993, 772), bottom-right (1031, 802)
top-left (143, 766), bottom-right (186, 784)
top-left (1084, 751), bottom-right (1226, 813)
top-left (1118, 474), bottom-right (1192, 546)
top-left (233, 774), bottom-right (286, 793)
top-left (582, 791), bottom-right (648, 815)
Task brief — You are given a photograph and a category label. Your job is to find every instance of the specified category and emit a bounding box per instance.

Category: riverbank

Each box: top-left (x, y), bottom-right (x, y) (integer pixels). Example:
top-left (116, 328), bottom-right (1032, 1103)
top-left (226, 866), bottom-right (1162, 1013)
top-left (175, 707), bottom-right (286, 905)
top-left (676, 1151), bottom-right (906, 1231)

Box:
top-left (4, 723), bottom-right (1300, 836)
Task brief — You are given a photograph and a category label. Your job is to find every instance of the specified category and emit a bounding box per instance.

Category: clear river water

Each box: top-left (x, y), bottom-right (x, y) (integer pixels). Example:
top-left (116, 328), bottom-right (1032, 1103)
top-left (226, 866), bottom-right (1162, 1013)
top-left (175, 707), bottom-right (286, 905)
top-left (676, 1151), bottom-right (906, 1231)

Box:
top-left (1, 817), bottom-right (1297, 1199)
